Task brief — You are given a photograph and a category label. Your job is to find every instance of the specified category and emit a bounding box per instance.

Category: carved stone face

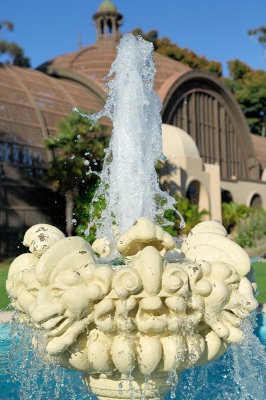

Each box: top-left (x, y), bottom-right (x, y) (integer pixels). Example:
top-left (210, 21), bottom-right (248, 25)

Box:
top-left (28, 269), bottom-right (91, 333)
top-left (202, 262), bottom-right (258, 342)
top-left (222, 276), bottom-right (258, 334)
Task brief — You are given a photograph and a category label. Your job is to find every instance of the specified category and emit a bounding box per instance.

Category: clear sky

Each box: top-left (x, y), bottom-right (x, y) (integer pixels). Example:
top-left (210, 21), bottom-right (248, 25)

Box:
top-left (1, 0), bottom-right (265, 77)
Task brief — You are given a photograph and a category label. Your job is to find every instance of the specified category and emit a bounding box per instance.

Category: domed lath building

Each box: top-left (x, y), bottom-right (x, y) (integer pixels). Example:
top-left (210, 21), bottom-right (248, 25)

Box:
top-left (0, 0), bottom-right (266, 256)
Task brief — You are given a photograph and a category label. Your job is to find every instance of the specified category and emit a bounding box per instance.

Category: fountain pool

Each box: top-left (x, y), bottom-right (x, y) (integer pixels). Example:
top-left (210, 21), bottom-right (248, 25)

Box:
top-left (0, 314), bottom-right (265, 399)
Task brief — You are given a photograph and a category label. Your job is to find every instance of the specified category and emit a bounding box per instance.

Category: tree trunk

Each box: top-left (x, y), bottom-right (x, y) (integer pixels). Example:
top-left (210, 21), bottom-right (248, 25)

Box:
top-left (65, 189), bottom-right (75, 237)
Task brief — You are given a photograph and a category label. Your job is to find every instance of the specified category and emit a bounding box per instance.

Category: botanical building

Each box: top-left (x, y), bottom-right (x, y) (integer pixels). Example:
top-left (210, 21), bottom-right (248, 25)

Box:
top-left (0, 0), bottom-right (266, 256)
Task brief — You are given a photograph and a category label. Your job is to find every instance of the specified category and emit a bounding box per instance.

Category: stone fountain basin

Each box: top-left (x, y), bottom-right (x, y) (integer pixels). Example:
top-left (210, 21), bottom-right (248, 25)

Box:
top-left (6, 218), bottom-right (258, 400)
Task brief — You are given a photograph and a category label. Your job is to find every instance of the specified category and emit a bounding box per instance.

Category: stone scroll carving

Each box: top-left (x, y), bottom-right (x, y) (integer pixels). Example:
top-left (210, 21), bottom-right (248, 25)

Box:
top-left (6, 218), bottom-right (258, 399)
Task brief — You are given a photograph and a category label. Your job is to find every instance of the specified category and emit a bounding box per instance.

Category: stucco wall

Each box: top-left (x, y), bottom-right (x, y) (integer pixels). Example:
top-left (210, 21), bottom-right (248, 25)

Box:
top-left (221, 180), bottom-right (266, 209)
top-left (161, 124), bottom-right (222, 221)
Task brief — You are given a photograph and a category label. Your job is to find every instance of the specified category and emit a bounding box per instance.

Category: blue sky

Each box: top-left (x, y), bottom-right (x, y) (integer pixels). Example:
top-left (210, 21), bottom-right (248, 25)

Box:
top-left (1, 0), bottom-right (265, 77)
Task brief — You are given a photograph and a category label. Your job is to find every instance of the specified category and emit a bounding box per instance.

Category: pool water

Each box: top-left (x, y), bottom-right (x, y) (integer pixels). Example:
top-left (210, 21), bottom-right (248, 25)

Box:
top-left (254, 314), bottom-right (266, 346)
top-left (0, 315), bottom-right (265, 400)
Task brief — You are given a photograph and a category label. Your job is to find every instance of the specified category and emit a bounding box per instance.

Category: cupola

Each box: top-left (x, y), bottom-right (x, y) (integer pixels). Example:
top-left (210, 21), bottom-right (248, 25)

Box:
top-left (92, 0), bottom-right (123, 46)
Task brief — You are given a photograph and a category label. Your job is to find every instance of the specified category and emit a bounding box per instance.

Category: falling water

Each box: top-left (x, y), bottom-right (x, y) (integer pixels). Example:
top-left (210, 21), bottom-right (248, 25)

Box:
top-left (1, 312), bottom-right (93, 400)
top-left (168, 315), bottom-right (266, 400)
top-left (77, 33), bottom-right (183, 244)
top-left (2, 312), bottom-right (265, 399)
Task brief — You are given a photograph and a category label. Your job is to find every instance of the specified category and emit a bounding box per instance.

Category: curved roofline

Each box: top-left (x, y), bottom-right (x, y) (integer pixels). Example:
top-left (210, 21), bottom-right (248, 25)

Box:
top-left (157, 70), bottom-right (189, 102)
top-left (98, 0), bottom-right (117, 12)
top-left (44, 67), bottom-right (108, 105)
top-left (162, 123), bottom-right (200, 158)
top-left (159, 69), bottom-right (258, 180)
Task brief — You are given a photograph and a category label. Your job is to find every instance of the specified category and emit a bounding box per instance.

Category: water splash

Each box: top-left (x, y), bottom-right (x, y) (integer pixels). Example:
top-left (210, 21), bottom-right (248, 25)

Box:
top-left (0, 313), bottom-right (93, 400)
top-left (75, 33), bottom-right (184, 245)
top-left (164, 313), bottom-right (266, 400)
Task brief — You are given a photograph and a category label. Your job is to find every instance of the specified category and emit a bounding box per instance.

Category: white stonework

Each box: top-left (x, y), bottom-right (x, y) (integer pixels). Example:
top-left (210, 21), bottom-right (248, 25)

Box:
top-left (6, 219), bottom-right (258, 400)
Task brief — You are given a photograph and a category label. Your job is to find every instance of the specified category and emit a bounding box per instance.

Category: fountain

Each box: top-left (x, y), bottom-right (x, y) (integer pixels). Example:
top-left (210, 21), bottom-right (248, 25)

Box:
top-left (5, 34), bottom-right (264, 400)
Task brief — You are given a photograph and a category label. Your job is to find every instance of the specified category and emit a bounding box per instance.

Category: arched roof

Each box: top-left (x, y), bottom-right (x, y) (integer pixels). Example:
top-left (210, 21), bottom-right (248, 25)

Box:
top-left (38, 45), bottom-right (189, 92)
top-left (0, 63), bottom-right (109, 171)
top-left (161, 123), bottom-right (200, 159)
top-left (159, 69), bottom-right (258, 180)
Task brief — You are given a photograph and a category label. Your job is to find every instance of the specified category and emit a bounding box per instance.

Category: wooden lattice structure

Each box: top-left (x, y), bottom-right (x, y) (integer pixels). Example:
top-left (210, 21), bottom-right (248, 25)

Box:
top-left (0, 64), bottom-right (106, 256)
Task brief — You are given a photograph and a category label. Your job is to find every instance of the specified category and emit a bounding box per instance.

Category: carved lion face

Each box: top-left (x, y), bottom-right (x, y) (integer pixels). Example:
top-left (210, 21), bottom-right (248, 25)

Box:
top-left (28, 268), bottom-right (92, 333)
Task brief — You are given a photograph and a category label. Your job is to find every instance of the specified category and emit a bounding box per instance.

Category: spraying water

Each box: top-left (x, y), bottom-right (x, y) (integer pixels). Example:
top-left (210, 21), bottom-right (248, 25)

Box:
top-left (76, 33), bottom-right (184, 244)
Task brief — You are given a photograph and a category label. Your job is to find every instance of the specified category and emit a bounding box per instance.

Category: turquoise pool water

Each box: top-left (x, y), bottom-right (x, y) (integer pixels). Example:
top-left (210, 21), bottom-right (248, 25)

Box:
top-left (254, 314), bottom-right (266, 346)
top-left (0, 316), bottom-right (265, 400)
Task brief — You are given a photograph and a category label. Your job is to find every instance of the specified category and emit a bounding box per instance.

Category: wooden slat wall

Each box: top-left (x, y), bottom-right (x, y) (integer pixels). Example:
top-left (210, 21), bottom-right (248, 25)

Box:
top-left (170, 91), bottom-right (248, 180)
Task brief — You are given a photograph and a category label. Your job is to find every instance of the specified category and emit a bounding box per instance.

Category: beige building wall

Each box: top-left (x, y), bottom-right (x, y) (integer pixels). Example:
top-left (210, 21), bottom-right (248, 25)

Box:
top-left (161, 124), bottom-right (222, 222)
top-left (221, 179), bottom-right (266, 209)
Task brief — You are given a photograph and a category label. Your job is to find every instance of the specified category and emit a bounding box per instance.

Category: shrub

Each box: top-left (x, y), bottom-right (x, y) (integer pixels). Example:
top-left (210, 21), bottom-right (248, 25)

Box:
top-left (75, 192), bottom-right (209, 243)
top-left (222, 201), bottom-right (255, 233)
top-left (162, 194), bottom-right (209, 237)
top-left (74, 184), bottom-right (106, 244)
top-left (233, 208), bottom-right (266, 255)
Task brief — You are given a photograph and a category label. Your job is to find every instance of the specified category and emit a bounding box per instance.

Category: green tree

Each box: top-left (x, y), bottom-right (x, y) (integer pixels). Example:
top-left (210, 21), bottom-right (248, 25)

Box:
top-left (0, 20), bottom-right (31, 67)
top-left (222, 60), bottom-right (266, 135)
top-left (44, 110), bottom-right (109, 236)
top-left (247, 26), bottom-right (266, 136)
top-left (132, 28), bottom-right (222, 77)
top-left (248, 26), bottom-right (266, 49)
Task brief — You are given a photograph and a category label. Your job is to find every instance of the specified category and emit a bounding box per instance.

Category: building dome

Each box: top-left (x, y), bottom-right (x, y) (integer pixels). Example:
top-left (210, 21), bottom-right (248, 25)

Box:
top-left (98, 0), bottom-right (117, 12)
top-left (162, 124), bottom-right (200, 159)
top-left (38, 0), bottom-right (188, 90)
top-left (38, 47), bottom-right (188, 92)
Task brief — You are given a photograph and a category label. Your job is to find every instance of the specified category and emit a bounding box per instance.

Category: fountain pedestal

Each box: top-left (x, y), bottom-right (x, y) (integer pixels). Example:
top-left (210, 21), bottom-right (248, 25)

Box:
top-left (83, 372), bottom-right (170, 400)
top-left (6, 218), bottom-right (258, 400)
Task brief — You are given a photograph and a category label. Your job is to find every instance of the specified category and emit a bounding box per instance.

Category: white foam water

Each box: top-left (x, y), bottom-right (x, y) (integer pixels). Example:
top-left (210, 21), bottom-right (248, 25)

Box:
top-left (77, 33), bottom-right (183, 245)
top-left (2, 312), bottom-right (93, 400)
top-left (167, 314), bottom-right (266, 400)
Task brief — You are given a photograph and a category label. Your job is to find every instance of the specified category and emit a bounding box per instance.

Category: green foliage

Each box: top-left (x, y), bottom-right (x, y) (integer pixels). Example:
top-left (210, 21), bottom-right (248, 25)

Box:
top-left (0, 21), bottom-right (14, 32)
top-left (227, 59), bottom-right (252, 81)
top-left (75, 187), bottom-right (107, 244)
top-left (234, 208), bottom-right (266, 251)
top-left (132, 28), bottom-right (222, 77)
top-left (44, 110), bottom-right (109, 193)
top-left (161, 194), bottom-right (209, 236)
top-left (222, 60), bottom-right (266, 135)
top-left (248, 26), bottom-right (266, 47)
top-left (44, 110), bottom-right (109, 236)
top-left (222, 201), bottom-right (255, 232)
top-left (0, 20), bottom-right (31, 67)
